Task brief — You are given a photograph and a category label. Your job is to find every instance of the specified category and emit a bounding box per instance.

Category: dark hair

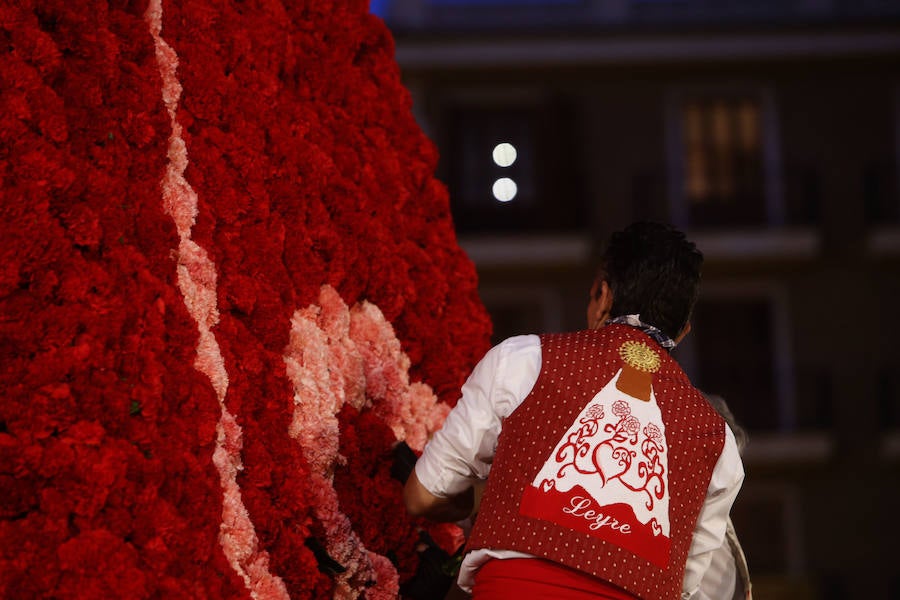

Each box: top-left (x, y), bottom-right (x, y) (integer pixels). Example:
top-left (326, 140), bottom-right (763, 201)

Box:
top-left (595, 222), bottom-right (703, 340)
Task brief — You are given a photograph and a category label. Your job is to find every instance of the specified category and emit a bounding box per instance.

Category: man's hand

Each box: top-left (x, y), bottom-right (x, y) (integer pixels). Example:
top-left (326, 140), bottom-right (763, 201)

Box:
top-left (403, 470), bottom-right (476, 523)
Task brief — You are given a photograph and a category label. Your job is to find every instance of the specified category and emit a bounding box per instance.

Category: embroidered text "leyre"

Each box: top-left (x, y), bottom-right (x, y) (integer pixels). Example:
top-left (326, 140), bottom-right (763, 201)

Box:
top-left (563, 496), bottom-right (633, 534)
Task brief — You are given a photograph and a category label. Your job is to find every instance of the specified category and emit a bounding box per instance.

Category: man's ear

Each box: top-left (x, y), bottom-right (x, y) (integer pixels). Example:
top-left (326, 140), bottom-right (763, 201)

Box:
top-left (592, 280), bottom-right (614, 328)
top-left (674, 321), bottom-right (692, 344)
top-left (599, 281), bottom-right (614, 313)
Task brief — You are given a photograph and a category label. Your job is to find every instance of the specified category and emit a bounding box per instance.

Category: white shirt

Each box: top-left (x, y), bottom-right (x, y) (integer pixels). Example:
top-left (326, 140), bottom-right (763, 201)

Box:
top-left (697, 518), bottom-right (752, 600)
top-left (415, 334), bottom-right (745, 598)
top-left (697, 536), bottom-right (738, 600)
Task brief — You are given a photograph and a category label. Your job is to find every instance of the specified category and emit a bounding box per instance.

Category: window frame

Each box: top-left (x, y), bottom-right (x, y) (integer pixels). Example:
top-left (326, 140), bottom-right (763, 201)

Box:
top-left (665, 84), bottom-right (785, 229)
top-left (731, 481), bottom-right (807, 579)
top-left (435, 86), bottom-right (586, 234)
top-left (675, 280), bottom-right (797, 432)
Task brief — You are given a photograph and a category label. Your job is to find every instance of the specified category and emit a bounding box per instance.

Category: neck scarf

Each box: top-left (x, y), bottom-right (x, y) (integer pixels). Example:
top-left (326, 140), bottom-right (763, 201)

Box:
top-left (605, 314), bottom-right (676, 350)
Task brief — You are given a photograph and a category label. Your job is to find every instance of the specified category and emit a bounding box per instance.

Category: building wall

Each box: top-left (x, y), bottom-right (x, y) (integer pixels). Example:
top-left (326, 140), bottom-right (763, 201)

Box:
top-left (389, 10), bottom-right (900, 596)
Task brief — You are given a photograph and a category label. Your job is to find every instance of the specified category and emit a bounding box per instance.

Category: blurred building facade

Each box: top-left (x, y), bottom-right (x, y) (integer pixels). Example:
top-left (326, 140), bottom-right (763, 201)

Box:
top-left (379, 1), bottom-right (900, 598)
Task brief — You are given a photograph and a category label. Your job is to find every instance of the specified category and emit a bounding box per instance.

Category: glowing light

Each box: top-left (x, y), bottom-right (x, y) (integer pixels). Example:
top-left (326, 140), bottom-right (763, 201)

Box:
top-left (492, 142), bottom-right (517, 167)
top-left (492, 178), bottom-right (517, 202)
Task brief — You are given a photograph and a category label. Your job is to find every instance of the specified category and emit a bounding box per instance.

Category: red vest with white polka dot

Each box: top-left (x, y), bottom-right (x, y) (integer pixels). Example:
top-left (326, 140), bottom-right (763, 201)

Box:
top-left (466, 325), bottom-right (726, 600)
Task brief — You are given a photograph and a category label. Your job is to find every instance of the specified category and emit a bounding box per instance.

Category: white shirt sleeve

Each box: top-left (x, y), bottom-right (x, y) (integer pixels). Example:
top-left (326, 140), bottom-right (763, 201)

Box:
top-left (681, 424), bottom-right (745, 599)
top-left (694, 517), bottom-right (740, 600)
top-left (414, 334), bottom-right (541, 498)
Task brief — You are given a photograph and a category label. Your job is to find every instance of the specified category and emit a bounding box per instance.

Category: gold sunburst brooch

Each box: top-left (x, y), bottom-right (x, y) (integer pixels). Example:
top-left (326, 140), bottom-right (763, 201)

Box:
top-left (618, 340), bottom-right (661, 373)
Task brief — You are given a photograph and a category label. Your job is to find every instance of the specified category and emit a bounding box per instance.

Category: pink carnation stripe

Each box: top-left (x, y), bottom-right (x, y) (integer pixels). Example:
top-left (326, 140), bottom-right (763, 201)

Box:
top-left (145, 2), bottom-right (288, 598)
top-left (285, 290), bottom-right (390, 598)
top-left (348, 302), bottom-right (450, 453)
top-left (283, 285), bottom-right (456, 598)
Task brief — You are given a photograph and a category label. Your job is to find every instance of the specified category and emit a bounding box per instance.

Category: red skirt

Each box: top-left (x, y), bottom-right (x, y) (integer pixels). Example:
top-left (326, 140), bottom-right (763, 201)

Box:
top-left (471, 558), bottom-right (639, 600)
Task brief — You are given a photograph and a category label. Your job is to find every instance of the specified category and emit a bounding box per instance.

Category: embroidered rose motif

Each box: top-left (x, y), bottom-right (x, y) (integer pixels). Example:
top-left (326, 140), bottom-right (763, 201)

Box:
top-left (623, 416), bottom-right (640, 435)
top-left (644, 423), bottom-right (662, 442)
top-left (612, 400), bottom-right (631, 418)
top-left (585, 403), bottom-right (605, 420)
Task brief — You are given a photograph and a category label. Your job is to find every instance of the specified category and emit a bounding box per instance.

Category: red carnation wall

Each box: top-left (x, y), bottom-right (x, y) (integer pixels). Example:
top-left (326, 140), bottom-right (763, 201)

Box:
top-left (0, 1), bottom-right (492, 598)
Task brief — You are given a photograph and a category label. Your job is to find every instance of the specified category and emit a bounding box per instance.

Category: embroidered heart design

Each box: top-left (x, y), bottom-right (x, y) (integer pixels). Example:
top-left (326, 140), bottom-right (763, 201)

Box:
top-left (650, 518), bottom-right (663, 536)
top-left (540, 479), bottom-right (555, 493)
top-left (592, 443), bottom-right (632, 485)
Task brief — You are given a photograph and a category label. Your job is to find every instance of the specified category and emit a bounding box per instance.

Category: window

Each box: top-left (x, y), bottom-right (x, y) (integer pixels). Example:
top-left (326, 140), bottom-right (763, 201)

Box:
top-left (688, 298), bottom-right (779, 430)
top-left (878, 367), bottom-right (900, 431)
top-left (674, 283), bottom-right (797, 432)
top-left (875, 274), bottom-right (900, 434)
top-left (730, 483), bottom-right (806, 582)
top-left (666, 88), bottom-right (783, 228)
top-left (863, 161), bottom-right (899, 224)
top-left (448, 106), bottom-right (538, 210)
top-left (862, 84), bottom-right (899, 225)
top-left (683, 97), bottom-right (763, 222)
top-left (439, 95), bottom-right (585, 233)
top-left (871, 83), bottom-right (900, 224)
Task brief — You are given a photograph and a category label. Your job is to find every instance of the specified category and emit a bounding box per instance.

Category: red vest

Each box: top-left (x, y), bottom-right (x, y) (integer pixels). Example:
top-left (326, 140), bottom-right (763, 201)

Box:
top-left (467, 325), bottom-right (725, 600)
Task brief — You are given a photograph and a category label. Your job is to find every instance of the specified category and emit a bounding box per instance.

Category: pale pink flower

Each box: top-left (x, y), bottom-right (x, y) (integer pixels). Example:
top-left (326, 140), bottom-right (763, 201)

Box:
top-left (281, 285), bottom-right (461, 596)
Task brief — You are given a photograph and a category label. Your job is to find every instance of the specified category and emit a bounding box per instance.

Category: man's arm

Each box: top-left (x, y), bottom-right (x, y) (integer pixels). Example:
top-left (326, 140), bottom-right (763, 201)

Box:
top-left (403, 335), bottom-right (541, 522)
top-left (403, 469), bottom-right (475, 522)
top-left (682, 425), bottom-right (745, 599)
